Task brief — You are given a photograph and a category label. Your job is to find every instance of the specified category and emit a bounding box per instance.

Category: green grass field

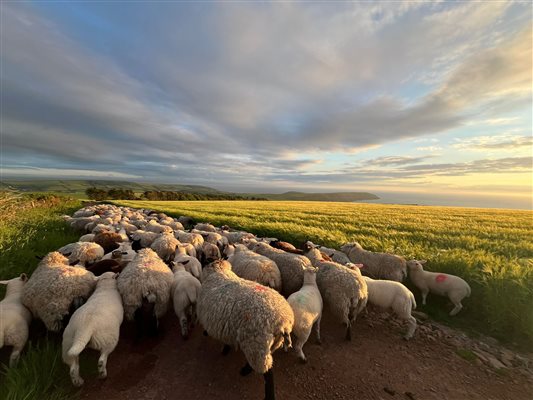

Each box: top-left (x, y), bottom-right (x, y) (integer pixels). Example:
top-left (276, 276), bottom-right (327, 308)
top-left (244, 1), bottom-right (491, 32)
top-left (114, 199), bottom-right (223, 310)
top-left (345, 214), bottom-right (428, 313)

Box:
top-left (0, 193), bottom-right (82, 400)
top-left (118, 200), bottom-right (533, 349)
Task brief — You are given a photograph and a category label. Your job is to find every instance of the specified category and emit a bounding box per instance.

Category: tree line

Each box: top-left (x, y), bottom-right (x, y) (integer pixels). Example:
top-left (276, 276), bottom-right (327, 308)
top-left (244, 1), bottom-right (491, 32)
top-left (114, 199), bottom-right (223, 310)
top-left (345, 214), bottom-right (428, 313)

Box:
top-left (85, 187), bottom-right (266, 201)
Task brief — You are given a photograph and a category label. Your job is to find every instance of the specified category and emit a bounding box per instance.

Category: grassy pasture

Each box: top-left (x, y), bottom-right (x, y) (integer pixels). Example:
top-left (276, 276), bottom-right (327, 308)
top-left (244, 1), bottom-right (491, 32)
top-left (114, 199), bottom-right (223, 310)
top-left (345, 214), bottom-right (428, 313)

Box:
top-left (0, 193), bottom-right (82, 400)
top-left (117, 200), bottom-right (533, 348)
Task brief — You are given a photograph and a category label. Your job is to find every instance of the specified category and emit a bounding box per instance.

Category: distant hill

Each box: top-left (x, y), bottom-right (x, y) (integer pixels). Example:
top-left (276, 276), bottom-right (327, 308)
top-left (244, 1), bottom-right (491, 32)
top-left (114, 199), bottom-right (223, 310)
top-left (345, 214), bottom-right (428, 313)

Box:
top-left (0, 180), bottom-right (379, 202)
top-left (0, 179), bottom-right (223, 196)
top-left (251, 191), bottom-right (379, 202)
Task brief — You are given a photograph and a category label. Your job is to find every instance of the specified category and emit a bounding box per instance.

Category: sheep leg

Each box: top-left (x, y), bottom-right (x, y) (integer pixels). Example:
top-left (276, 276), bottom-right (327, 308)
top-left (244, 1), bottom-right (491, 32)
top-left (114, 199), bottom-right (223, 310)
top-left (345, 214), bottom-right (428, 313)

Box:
top-left (9, 348), bottom-right (21, 368)
top-left (264, 368), bottom-right (275, 400)
top-left (68, 356), bottom-right (84, 387)
top-left (179, 314), bottom-right (189, 340)
top-left (404, 316), bottom-right (417, 340)
top-left (240, 362), bottom-right (253, 376)
top-left (97, 351), bottom-right (110, 379)
top-left (421, 290), bottom-right (429, 305)
top-left (294, 330), bottom-right (311, 363)
top-left (449, 302), bottom-right (463, 316)
top-left (314, 315), bottom-right (322, 344)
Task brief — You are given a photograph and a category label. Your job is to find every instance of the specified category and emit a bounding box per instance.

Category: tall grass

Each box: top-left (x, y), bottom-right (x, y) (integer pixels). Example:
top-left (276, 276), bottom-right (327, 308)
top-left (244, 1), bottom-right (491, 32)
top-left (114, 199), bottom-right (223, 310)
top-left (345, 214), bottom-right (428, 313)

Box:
top-left (118, 200), bottom-right (533, 349)
top-left (0, 192), bottom-right (82, 400)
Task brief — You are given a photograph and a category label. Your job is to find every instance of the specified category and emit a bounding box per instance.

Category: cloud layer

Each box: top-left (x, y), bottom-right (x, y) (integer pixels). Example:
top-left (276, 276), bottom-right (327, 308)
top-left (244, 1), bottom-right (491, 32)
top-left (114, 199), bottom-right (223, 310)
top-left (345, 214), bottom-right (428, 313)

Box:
top-left (1, 1), bottom-right (531, 192)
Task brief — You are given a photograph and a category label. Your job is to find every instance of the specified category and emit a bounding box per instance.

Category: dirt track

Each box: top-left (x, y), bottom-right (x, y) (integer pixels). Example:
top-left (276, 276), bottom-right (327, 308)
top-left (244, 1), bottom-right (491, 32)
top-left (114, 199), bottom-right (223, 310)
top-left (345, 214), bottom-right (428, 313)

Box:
top-left (78, 307), bottom-right (532, 400)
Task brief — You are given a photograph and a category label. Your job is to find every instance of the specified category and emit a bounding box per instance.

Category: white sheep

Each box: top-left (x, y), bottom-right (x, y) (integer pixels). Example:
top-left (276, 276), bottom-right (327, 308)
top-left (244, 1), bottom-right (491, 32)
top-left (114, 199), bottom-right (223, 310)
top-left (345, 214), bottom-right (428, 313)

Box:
top-left (170, 262), bottom-right (202, 339)
top-left (130, 229), bottom-right (159, 249)
top-left (174, 230), bottom-right (204, 254)
top-left (0, 274), bottom-right (32, 367)
top-left (62, 272), bottom-right (123, 386)
top-left (22, 252), bottom-right (96, 331)
top-left (287, 267), bottom-right (322, 362)
top-left (173, 246), bottom-right (202, 281)
top-left (340, 242), bottom-right (407, 282)
top-left (58, 241), bottom-right (104, 267)
top-left (145, 220), bottom-right (173, 234)
top-left (117, 249), bottom-right (173, 336)
top-left (250, 241), bottom-right (311, 297)
top-left (304, 246), bottom-right (368, 341)
top-left (361, 275), bottom-right (417, 339)
top-left (193, 222), bottom-right (217, 232)
top-left (228, 244), bottom-right (282, 292)
top-left (197, 260), bottom-right (294, 400)
top-left (407, 260), bottom-right (471, 316)
top-left (150, 232), bottom-right (180, 262)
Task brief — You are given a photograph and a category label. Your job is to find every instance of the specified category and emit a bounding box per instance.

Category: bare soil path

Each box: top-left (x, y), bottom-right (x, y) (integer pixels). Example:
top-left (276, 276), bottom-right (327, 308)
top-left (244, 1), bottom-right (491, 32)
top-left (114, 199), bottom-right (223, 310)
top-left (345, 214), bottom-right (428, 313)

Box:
top-left (79, 308), bottom-right (532, 400)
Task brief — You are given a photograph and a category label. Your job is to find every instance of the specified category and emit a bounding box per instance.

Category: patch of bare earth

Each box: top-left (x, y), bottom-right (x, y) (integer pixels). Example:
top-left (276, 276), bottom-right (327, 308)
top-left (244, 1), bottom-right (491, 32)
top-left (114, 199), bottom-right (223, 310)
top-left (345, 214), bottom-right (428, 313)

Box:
top-left (79, 308), bottom-right (532, 400)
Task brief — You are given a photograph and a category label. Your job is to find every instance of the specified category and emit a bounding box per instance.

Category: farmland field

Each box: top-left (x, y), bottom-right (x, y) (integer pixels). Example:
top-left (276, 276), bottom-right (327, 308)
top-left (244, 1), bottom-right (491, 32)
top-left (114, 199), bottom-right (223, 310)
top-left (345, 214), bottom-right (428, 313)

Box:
top-left (117, 200), bottom-right (533, 348)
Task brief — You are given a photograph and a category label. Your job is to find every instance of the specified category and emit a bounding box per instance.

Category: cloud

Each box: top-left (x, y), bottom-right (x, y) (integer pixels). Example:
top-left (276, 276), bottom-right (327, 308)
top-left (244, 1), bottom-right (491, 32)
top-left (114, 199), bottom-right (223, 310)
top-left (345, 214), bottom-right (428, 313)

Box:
top-left (0, 1), bottom-right (531, 189)
top-left (452, 135), bottom-right (533, 151)
top-left (2, 166), bottom-right (141, 179)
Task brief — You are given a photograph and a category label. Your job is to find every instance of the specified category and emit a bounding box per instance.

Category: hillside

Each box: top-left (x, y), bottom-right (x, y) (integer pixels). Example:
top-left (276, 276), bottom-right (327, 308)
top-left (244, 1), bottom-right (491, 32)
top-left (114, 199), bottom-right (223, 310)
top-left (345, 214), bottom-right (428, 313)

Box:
top-left (0, 179), bottom-right (379, 202)
top-left (0, 179), bottom-right (223, 195)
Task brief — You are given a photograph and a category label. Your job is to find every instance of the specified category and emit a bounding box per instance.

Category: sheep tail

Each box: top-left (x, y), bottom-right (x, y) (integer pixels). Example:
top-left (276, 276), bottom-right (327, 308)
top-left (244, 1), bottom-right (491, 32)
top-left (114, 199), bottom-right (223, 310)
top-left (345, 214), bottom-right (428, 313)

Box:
top-left (66, 330), bottom-right (92, 359)
top-left (145, 292), bottom-right (157, 303)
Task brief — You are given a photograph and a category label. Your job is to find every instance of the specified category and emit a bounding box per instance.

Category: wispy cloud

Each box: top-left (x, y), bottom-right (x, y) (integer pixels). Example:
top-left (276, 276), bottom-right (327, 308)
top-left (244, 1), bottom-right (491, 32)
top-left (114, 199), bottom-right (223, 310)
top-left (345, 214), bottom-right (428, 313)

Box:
top-left (452, 135), bottom-right (533, 151)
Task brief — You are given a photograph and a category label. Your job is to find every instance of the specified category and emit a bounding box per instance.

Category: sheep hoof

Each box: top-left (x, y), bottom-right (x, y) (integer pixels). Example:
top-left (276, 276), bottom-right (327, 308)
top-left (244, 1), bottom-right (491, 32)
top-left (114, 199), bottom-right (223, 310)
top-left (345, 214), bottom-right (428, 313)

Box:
top-left (72, 377), bottom-right (84, 387)
top-left (299, 357), bottom-right (308, 364)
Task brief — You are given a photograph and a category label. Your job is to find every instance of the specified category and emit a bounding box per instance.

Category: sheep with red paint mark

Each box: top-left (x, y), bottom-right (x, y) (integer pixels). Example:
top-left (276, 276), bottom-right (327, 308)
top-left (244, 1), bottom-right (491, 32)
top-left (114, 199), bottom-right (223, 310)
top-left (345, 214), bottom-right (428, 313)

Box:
top-left (407, 259), bottom-right (471, 316)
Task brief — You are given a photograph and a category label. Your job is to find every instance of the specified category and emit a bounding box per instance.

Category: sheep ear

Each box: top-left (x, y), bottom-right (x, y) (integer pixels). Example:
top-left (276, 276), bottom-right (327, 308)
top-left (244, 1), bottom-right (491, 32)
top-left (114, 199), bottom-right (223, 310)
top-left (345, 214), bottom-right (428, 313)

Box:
top-left (420, 260), bottom-right (427, 264)
top-left (113, 272), bottom-right (120, 279)
top-left (182, 260), bottom-right (190, 265)
top-left (70, 260), bottom-right (80, 266)
top-left (20, 273), bottom-right (28, 282)
top-left (0, 280), bottom-right (10, 285)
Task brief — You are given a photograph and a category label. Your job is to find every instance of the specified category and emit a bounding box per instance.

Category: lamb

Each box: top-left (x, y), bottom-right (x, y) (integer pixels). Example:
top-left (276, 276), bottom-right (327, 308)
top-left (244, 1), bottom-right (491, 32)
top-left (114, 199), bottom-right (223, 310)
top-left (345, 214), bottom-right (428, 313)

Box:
top-left (159, 218), bottom-right (184, 231)
top-left (170, 262), bottom-right (202, 339)
top-left (150, 232), bottom-right (180, 262)
top-left (62, 272), bottom-right (123, 386)
top-left (192, 230), bottom-right (229, 251)
top-left (407, 260), bottom-right (471, 316)
top-left (286, 267), bottom-right (322, 362)
top-left (197, 259), bottom-right (294, 400)
top-left (304, 245), bottom-right (368, 341)
top-left (228, 244), bottom-right (282, 292)
top-left (193, 222), bottom-right (217, 232)
top-left (0, 274), bottom-right (32, 367)
top-left (250, 241), bottom-right (311, 296)
top-left (22, 252), bottom-right (97, 331)
top-left (174, 246), bottom-right (202, 280)
top-left (340, 242), bottom-right (407, 282)
top-left (360, 275), bottom-right (417, 339)
top-left (116, 249), bottom-right (173, 336)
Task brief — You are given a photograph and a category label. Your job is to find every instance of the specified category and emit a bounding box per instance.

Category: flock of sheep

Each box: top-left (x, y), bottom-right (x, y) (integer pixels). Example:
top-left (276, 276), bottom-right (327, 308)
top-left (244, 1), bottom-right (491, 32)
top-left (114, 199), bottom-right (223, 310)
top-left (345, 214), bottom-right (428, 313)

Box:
top-left (0, 204), bottom-right (472, 400)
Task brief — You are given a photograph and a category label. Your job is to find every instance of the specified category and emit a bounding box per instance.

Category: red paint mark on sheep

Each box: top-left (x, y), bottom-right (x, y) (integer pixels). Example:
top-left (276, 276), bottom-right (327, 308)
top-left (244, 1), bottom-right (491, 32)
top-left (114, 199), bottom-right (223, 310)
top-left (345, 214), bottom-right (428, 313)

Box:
top-left (254, 285), bottom-right (267, 292)
top-left (436, 274), bottom-right (447, 283)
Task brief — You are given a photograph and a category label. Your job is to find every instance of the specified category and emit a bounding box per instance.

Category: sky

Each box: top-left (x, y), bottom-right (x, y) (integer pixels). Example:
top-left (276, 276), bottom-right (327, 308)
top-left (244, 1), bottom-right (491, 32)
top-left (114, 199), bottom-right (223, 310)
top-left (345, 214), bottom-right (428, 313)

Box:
top-left (1, 1), bottom-right (532, 207)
